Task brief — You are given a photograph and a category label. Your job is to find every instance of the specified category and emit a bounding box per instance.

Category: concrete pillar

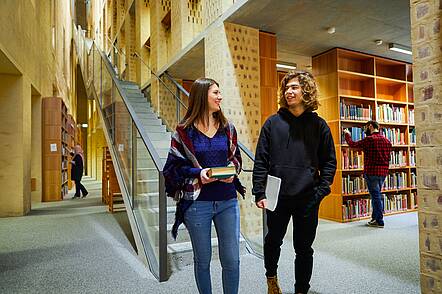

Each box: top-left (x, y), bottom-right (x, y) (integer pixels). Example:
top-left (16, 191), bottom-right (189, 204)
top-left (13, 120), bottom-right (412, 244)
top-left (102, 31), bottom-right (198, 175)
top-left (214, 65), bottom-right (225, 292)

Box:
top-left (205, 22), bottom-right (261, 150)
top-left (31, 93), bottom-right (42, 202)
top-left (410, 1), bottom-right (442, 292)
top-left (0, 74), bottom-right (32, 216)
top-left (204, 21), bottom-right (262, 240)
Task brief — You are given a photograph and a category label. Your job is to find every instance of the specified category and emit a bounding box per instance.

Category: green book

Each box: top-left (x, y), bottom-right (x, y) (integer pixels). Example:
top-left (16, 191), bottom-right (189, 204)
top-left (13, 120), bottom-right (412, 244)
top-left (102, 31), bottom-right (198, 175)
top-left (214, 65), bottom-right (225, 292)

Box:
top-left (207, 166), bottom-right (236, 179)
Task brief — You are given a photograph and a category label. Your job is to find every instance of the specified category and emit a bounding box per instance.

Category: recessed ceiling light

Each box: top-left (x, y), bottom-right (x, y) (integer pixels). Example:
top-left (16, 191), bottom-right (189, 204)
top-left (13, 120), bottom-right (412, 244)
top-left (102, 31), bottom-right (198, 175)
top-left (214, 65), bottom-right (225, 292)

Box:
top-left (375, 39), bottom-right (383, 45)
top-left (389, 43), bottom-right (412, 55)
top-left (276, 63), bottom-right (297, 70)
top-left (327, 27), bottom-right (336, 34)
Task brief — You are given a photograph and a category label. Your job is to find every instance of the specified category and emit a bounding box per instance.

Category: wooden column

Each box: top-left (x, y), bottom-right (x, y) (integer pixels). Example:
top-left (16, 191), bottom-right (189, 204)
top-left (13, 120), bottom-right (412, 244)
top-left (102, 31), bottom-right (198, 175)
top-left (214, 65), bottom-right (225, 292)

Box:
top-left (259, 32), bottom-right (278, 125)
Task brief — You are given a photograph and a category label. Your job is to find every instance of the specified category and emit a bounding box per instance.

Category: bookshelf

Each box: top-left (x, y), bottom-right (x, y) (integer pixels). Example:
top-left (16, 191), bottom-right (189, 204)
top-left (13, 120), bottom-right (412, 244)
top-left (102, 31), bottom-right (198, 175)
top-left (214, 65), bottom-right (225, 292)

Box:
top-left (66, 114), bottom-right (76, 190)
top-left (42, 97), bottom-right (72, 201)
top-left (313, 48), bottom-right (417, 222)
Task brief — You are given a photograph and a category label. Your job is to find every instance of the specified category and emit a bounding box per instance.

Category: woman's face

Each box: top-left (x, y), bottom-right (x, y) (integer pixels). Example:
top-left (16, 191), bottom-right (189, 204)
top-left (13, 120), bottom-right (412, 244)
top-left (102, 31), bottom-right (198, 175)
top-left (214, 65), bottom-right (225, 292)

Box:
top-left (284, 77), bottom-right (303, 108)
top-left (207, 83), bottom-right (222, 113)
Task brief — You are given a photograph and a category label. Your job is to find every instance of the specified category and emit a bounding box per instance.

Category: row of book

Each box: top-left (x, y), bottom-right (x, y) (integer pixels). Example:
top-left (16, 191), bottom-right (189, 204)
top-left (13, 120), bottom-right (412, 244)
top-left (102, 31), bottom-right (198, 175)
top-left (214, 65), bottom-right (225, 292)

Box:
top-left (342, 192), bottom-right (417, 220)
top-left (341, 127), bottom-right (366, 144)
top-left (383, 193), bottom-right (408, 213)
top-left (390, 150), bottom-right (408, 167)
top-left (340, 102), bottom-right (372, 121)
top-left (409, 150), bottom-right (416, 166)
top-left (410, 172), bottom-right (417, 187)
top-left (343, 173), bottom-right (415, 194)
top-left (409, 109), bottom-right (415, 125)
top-left (409, 128), bottom-right (416, 144)
top-left (341, 149), bottom-right (416, 169)
top-left (339, 102), bottom-right (415, 125)
top-left (380, 128), bottom-right (406, 145)
top-left (341, 149), bottom-right (363, 169)
top-left (342, 198), bottom-right (371, 220)
top-left (383, 172), bottom-right (408, 190)
top-left (377, 104), bottom-right (406, 124)
top-left (62, 170), bottom-right (68, 184)
top-left (342, 175), bottom-right (367, 194)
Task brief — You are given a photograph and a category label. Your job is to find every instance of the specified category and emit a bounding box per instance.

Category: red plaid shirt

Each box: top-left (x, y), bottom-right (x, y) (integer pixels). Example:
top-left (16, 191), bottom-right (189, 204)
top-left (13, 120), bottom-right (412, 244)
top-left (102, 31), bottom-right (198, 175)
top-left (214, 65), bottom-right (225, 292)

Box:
top-left (345, 132), bottom-right (392, 176)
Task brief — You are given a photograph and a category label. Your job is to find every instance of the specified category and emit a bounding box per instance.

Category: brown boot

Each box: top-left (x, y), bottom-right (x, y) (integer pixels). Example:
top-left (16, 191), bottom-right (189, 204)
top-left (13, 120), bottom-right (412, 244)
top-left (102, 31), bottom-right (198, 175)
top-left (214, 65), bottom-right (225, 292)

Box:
top-left (267, 276), bottom-right (282, 294)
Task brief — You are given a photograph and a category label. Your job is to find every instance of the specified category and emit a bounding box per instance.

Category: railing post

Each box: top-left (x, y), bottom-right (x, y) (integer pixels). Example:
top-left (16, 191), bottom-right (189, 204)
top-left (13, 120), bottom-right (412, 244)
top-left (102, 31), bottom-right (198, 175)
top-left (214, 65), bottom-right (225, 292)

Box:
top-left (100, 60), bottom-right (103, 106)
top-left (131, 122), bottom-right (136, 208)
top-left (176, 85), bottom-right (181, 125)
top-left (158, 172), bottom-right (168, 281)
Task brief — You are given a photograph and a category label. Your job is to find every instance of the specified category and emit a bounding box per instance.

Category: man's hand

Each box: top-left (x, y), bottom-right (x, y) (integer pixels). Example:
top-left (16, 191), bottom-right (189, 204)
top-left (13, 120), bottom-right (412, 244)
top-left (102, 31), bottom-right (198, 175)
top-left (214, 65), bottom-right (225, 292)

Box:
top-left (256, 199), bottom-right (267, 209)
top-left (343, 128), bottom-right (351, 136)
top-left (200, 168), bottom-right (217, 184)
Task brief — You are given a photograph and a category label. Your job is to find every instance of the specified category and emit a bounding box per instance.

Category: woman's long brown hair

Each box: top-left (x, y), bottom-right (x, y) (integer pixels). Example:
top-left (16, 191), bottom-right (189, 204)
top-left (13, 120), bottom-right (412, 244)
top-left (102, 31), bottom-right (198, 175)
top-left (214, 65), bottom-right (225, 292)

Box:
top-left (181, 78), bottom-right (228, 129)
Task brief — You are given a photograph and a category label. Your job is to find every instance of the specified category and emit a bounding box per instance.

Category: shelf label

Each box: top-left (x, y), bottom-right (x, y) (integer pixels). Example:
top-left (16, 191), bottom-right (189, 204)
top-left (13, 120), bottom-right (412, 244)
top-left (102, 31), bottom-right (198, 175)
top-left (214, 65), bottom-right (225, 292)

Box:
top-left (50, 143), bottom-right (57, 152)
top-left (118, 144), bottom-right (124, 152)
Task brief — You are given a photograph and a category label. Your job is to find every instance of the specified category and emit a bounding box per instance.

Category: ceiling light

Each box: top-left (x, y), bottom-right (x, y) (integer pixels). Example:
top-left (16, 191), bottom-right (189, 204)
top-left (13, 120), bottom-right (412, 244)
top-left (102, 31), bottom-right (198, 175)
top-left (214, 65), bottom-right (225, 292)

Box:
top-left (375, 39), bottom-right (383, 46)
top-left (389, 43), bottom-right (412, 55)
top-left (81, 124), bottom-right (88, 128)
top-left (276, 63), bottom-right (297, 71)
top-left (327, 27), bottom-right (336, 34)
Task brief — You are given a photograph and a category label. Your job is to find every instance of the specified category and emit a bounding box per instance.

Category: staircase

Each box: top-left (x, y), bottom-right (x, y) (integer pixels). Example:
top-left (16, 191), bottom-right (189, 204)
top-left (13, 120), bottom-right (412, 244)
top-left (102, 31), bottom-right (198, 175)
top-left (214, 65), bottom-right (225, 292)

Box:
top-left (119, 80), bottom-right (246, 272)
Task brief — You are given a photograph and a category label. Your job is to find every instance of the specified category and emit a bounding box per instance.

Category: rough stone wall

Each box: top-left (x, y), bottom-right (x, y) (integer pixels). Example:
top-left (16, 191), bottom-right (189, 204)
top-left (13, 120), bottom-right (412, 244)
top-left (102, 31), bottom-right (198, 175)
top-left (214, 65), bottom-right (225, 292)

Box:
top-left (410, 1), bottom-right (442, 293)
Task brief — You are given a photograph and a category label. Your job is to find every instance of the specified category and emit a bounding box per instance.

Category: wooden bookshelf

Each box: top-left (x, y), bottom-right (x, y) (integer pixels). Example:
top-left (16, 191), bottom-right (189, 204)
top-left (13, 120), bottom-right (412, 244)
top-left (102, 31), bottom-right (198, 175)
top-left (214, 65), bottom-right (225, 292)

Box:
top-left (42, 97), bottom-right (72, 201)
top-left (313, 48), bottom-right (417, 222)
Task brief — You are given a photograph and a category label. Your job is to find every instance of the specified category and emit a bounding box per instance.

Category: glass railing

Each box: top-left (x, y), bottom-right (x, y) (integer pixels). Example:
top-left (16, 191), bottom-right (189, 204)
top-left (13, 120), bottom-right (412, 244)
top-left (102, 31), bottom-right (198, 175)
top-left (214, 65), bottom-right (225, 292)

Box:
top-left (73, 22), bottom-right (265, 280)
top-left (73, 24), bottom-right (167, 281)
top-left (159, 73), bottom-right (265, 257)
top-left (107, 34), bottom-right (265, 257)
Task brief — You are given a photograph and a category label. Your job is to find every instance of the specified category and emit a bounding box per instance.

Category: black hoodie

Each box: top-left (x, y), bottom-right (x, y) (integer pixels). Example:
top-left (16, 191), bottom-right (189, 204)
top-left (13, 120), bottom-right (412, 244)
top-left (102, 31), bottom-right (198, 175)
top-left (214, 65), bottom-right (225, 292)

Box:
top-left (252, 108), bottom-right (337, 203)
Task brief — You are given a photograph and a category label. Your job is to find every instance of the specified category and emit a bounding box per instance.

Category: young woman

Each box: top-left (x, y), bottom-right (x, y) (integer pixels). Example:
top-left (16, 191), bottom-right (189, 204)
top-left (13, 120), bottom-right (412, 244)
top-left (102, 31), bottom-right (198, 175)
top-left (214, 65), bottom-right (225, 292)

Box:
top-left (71, 145), bottom-right (88, 199)
top-left (163, 78), bottom-right (245, 294)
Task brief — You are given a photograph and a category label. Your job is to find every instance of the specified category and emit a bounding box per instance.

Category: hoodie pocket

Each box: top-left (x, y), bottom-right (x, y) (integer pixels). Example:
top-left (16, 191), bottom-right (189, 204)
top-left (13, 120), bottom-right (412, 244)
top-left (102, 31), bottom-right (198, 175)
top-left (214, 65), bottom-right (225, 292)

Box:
top-left (270, 165), bottom-right (315, 196)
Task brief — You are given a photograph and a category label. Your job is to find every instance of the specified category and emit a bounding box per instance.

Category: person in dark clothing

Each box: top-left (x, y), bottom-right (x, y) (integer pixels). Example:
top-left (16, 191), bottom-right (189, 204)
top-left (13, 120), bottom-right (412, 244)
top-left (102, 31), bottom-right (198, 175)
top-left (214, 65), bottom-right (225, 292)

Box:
top-left (71, 145), bottom-right (88, 199)
top-left (252, 71), bottom-right (337, 294)
top-left (344, 120), bottom-right (392, 228)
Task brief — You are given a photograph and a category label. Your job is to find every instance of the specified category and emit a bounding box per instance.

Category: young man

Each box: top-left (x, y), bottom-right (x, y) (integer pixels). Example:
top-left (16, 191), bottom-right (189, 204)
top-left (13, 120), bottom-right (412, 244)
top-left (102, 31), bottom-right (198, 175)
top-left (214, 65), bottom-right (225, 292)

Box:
top-left (252, 71), bottom-right (337, 294)
top-left (343, 120), bottom-right (392, 228)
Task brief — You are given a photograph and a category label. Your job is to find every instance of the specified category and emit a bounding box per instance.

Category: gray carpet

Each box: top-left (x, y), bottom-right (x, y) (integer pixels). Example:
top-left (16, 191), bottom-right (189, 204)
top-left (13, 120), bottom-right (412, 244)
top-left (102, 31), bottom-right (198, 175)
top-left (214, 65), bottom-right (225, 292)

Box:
top-left (0, 177), bottom-right (420, 293)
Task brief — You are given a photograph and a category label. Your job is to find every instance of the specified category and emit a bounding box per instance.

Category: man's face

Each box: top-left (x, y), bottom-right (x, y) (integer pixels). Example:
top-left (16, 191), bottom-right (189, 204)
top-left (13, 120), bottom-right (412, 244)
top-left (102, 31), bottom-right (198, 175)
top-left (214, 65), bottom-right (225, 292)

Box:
top-left (284, 77), bottom-right (303, 108)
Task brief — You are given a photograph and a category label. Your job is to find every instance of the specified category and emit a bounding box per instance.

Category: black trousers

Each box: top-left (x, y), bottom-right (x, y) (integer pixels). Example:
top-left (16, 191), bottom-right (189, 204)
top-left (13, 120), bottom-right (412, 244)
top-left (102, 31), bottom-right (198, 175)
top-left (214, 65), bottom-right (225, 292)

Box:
top-left (264, 197), bottom-right (319, 294)
top-left (74, 179), bottom-right (88, 197)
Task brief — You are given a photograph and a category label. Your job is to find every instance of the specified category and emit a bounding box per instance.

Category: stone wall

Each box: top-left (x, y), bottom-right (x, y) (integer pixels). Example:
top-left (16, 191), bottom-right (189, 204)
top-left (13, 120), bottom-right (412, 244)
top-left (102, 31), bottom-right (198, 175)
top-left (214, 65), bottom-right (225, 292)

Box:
top-left (410, 1), bottom-right (442, 293)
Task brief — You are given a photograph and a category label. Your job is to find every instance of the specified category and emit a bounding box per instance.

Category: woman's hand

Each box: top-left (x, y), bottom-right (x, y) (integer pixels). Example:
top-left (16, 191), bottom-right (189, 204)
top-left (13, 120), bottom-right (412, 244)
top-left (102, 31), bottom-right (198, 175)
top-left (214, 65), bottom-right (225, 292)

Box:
top-left (256, 199), bottom-right (267, 209)
top-left (219, 176), bottom-right (234, 183)
top-left (200, 168), bottom-right (217, 184)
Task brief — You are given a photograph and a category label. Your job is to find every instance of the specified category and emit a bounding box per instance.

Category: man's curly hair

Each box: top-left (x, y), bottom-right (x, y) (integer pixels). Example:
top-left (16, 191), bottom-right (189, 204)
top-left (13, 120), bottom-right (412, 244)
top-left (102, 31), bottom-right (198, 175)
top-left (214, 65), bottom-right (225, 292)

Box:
top-left (278, 70), bottom-right (320, 111)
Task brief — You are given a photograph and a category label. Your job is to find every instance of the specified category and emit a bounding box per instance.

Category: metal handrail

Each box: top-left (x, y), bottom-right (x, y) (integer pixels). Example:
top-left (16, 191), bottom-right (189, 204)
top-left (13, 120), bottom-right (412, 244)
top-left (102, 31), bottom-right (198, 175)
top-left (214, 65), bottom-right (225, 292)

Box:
top-left (161, 70), bottom-right (257, 167)
top-left (95, 43), bottom-right (165, 172)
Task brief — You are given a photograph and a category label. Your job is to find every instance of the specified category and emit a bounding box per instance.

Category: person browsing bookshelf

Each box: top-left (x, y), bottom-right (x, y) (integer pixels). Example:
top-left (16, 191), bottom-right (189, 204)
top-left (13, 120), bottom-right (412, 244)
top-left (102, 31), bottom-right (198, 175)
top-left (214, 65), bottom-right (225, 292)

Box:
top-left (252, 71), bottom-right (337, 294)
top-left (163, 78), bottom-right (245, 294)
top-left (70, 144), bottom-right (88, 199)
top-left (343, 120), bottom-right (392, 228)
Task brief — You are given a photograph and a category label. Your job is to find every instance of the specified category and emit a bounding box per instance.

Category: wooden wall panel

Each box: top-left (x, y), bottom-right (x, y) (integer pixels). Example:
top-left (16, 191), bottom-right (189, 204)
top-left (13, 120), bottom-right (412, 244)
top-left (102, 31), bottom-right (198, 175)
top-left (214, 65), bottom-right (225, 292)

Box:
top-left (259, 31), bottom-right (277, 125)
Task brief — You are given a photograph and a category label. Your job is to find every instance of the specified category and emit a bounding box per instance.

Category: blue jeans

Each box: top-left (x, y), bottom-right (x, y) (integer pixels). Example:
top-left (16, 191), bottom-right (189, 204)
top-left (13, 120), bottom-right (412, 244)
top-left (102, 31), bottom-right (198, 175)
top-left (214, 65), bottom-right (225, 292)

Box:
top-left (364, 175), bottom-right (386, 225)
top-left (184, 198), bottom-right (240, 294)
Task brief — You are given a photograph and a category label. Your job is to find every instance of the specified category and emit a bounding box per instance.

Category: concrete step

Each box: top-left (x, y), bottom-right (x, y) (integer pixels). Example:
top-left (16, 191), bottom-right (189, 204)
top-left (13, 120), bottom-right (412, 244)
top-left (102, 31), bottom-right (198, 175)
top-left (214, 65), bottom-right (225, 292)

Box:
top-left (141, 124), bottom-right (166, 133)
top-left (139, 117), bottom-right (162, 126)
top-left (145, 132), bottom-right (171, 141)
top-left (137, 167), bottom-right (158, 180)
top-left (136, 192), bottom-right (176, 207)
top-left (137, 179), bottom-right (159, 193)
top-left (138, 148), bottom-right (168, 159)
top-left (167, 236), bottom-right (248, 272)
